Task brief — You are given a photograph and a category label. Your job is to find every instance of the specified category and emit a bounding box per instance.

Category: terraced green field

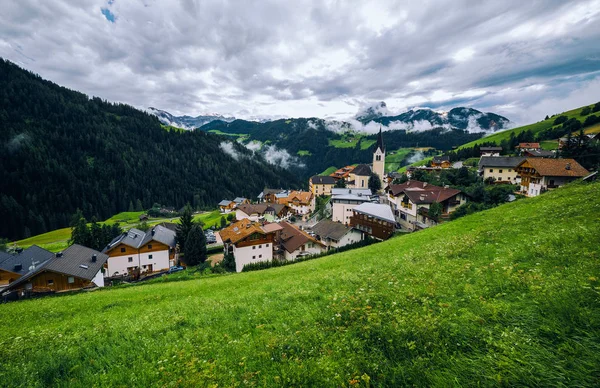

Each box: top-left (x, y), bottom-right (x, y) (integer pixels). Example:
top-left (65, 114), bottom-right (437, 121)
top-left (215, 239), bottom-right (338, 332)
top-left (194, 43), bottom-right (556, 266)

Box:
top-left (2, 181), bottom-right (598, 386)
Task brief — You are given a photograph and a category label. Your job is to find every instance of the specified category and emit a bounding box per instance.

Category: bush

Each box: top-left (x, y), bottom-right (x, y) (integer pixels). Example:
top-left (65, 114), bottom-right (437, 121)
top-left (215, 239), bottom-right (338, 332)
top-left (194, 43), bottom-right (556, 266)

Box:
top-left (581, 106), bottom-right (591, 116)
top-left (553, 115), bottom-right (568, 125)
top-left (242, 238), bottom-right (379, 272)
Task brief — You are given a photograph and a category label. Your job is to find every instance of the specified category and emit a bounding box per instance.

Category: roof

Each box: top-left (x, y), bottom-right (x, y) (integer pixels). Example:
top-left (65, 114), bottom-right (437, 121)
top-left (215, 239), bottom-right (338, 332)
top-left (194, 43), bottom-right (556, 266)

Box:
top-left (352, 164), bottom-right (372, 176)
top-left (331, 194), bottom-right (372, 202)
top-left (478, 156), bottom-right (525, 168)
top-left (388, 180), bottom-right (431, 196)
top-left (432, 155), bottom-right (450, 162)
top-left (285, 190), bottom-right (313, 205)
top-left (278, 221), bottom-right (324, 253)
top-left (330, 166), bottom-right (356, 179)
top-left (524, 149), bottom-right (555, 158)
top-left (265, 203), bottom-right (288, 215)
top-left (3, 244), bottom-right (108, 292)
top-left (233, 197), bottom-right (247, 203)
top-left (218, 200), bottom-right (234, 206)
top-left (352, 203), bottom-right (396, 224)
top-left (331, 188), bottom-right (372, 196)
top-left (311, 175), bottom-right (336, 185)
top-left (219, 219), bottom-right (266, 245)
top-left (389, 180), bottom-right (462, 204)
top-left (480, 147), bottom-right (503, 151)
top-left (237, 203), bottom-right (269, 216)
top-left (44, 244), bottom-right (109, 280)
top-left (103, 226), bottom-right (176, 253)
top-left (520, 158), bottom-right (589, 177)
top-left (375, 127), bottom-right (385, 152)
top-left (262, 223), bottom-right (284, 233)
top-left (517, 142), bottom-right (540, 148)
top-left (310, 220), bottom-right (354, 241)
top-left (0, 245), bottom-right (55, 276)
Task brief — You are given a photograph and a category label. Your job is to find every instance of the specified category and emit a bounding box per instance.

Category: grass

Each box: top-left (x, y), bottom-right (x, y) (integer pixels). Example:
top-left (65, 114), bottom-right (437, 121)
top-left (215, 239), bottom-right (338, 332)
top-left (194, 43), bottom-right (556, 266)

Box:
top-left (540, 140), bottom-right (558, 150)
top-left (207, 130), bottom-right (250, 142)
top-left (458, 104), bottom-right (595, 149)
top-left (297, 150), bottom-right (312, 156)
top-left (385, 148), bottom-right (414, 172)
top-left (319, 166), bottom-right (338, 176)
top-left (328, 135), bottom-right (375, 150)
top-left (193, 209), bottom-right (224, 229)
top-left (398, 156), bottom-right (432, 172)
top-left (1, 181), bottom-right (598, 386)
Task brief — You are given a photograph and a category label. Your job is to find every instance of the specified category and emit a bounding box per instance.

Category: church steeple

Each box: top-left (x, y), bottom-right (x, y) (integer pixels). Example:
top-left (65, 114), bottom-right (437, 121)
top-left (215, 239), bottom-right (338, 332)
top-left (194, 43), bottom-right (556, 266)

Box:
top-left (376, 126), bottom-right (385, 153)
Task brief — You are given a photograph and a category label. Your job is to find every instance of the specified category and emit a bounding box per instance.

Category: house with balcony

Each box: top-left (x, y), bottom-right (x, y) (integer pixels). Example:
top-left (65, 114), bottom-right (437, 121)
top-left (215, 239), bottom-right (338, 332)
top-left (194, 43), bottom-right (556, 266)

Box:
top-left (309, 219), bottom-right (363, 250)
top-left (349, 203), bottom-right (396, 240)
top-left (515, 158), bottom-right (589, 197)
top-left (387, 180), bottom-right (468, 230)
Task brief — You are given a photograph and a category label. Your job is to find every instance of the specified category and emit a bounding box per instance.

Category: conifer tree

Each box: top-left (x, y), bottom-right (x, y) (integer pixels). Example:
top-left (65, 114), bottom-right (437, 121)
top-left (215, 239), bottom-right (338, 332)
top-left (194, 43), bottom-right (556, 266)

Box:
top-left (176, 203), bottom-right (194, 253)
top-left (184, 225), bottom-right (207, 266)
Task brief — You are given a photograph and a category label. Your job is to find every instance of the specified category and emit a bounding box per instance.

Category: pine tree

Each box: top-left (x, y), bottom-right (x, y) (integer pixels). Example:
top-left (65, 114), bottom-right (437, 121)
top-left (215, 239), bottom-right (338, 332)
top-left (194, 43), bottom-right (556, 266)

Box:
top-left (135, 199), bottom-right (143, 212)
top-left (69, 209), bottom-right (89, 247)
top-left (184, 225), bottom-right (207, 266)
top-left (220, 216), bottom-right (227, 229)
top-left (176, 203), bottom-right (194, 253)
top-left (368, 173), bottom-right (382, 193)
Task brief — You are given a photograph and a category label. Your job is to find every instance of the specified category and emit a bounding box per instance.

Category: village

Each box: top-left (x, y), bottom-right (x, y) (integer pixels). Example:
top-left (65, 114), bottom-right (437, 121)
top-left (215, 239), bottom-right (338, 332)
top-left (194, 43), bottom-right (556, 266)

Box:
top-left (1, 128), bottom-right (595, 301)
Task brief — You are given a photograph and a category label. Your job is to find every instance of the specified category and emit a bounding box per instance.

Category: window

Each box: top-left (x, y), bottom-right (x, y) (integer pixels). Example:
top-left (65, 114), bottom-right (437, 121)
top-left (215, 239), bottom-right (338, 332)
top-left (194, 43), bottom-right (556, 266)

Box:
top-left (128, 257), bottom-right (133, 263)
top-left (121, 247), bottom-right (126, 253)
top-left (266, 244), bottom-right (269, 247)
top-left (252, 255), bottom-right (256, 259)
top-left (508, 169), bottom-right (512, 172)
top-left (68, 276), bottom-right (74, 284)
top-left (259, 254), bottom-right (262, 258)
top-left (148, 254), bottom-right (153, 259)
top-left (47, 279), bottom-right (54, 285)
top-left (148, 244), bottom-right (152, 249)
top-left (253, 246), bottom-right (256, 250)
top-left (489, 169), bottom-right (493, 172)
top-left (259, 245), bottom-right (262, 248)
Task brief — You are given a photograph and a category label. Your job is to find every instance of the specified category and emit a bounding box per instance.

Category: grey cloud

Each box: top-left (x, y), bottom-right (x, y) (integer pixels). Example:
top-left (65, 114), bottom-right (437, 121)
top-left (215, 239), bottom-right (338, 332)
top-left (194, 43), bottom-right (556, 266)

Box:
top-left (0, 0), bottom-right (599, 122)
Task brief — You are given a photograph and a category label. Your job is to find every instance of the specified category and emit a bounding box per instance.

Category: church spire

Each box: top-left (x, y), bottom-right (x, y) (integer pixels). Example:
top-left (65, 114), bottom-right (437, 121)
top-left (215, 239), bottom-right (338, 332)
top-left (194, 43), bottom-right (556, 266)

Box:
top-left (376, 126), bottom-right (385, 153)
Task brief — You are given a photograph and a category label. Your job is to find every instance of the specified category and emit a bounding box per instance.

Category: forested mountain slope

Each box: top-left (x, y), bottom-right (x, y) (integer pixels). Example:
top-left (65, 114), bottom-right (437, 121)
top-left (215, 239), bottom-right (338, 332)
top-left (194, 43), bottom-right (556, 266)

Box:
top-left (0, 59), bottom-right (300, 240)
top-left (0, 181), bottom-right (598, 386)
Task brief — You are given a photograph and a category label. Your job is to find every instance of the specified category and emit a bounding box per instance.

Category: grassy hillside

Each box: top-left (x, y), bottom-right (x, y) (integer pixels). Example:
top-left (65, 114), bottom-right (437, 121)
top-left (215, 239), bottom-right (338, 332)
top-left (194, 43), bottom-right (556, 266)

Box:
top-left (1, 181), bottom-right (599, 386)
top-left (458, 104), bottom-right (595, 149)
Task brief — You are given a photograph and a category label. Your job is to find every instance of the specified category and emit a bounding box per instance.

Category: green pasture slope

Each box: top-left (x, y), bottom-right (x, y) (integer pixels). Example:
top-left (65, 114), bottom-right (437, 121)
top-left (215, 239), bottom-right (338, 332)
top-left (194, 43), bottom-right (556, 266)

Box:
top-left (1, 181), bottom-right (599, 386)
top-left (458, 104), bottom-right (595, 149)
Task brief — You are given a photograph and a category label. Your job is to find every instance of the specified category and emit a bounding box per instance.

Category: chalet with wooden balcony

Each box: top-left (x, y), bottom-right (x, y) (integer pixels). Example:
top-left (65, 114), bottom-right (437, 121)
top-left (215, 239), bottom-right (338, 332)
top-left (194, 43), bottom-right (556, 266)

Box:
top-left (1, 245), bottom-right (108, 298)
top-left (276, 221), bottom-right (326, 261)
top-left (387, 180), bottom-right (468, 230)
top-left (431, 155), bottom-right (451, 168)
top-left (235, 203), bottom-right (289, 222)
top-left (309, 219), bottom-right (363, 250)
top-left (349, 203), bottom-right (396, 240)
top-left (103, 225), bottom-right (176, 278)
top-left (479, 146), bottom-right (503, 157)
top-left (220, 219), bottom-right (278, 272)
top-left (0, 246), bottom-right (54, 290)
top-left (515, 158), bottom-right (589, 197)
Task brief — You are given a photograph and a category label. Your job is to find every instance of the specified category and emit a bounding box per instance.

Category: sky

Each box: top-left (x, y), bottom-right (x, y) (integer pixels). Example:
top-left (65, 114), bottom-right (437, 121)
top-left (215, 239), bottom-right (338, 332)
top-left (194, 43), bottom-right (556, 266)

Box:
top-left (1, 0), bottom-right (600, 125)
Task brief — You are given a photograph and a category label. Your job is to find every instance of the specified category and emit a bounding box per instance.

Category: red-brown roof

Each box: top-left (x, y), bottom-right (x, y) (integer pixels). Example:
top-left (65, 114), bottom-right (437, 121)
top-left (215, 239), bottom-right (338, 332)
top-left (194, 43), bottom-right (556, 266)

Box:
top-left (277, 221), bottom-right (324, 253)
top-left (219, 219), bottom-right (266, 245)
top-left (517, 142), bottom-right (540, 149)
top-left (389, 180), bottom-right (462, 204)
top-left (519, 158), bottom-right (589, 177)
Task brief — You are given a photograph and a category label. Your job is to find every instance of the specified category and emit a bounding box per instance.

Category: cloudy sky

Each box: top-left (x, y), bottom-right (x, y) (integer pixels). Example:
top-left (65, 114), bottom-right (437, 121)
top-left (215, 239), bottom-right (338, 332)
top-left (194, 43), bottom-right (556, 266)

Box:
top-left (2, 0), bottom-right (600, 124)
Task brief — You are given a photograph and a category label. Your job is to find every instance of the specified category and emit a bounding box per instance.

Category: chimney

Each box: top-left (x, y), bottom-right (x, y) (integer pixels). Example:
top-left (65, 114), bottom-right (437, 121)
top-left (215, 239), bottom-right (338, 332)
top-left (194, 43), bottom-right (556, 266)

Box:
top-left (56, 252), bottom-right (63, 258)
top-left (565, 163), bottom-right (571, 170)
top-left (91, 254), bottom-right (97, 263)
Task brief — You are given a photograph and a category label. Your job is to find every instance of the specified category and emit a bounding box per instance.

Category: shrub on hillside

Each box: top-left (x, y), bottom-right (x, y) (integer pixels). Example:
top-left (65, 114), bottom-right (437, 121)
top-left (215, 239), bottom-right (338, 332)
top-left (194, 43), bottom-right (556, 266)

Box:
top-left (553, 115), bottom-right (568, 125)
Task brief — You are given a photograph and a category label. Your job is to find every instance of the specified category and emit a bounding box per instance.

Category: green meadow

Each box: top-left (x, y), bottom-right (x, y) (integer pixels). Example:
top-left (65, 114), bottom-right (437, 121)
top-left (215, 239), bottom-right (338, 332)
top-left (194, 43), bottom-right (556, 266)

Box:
top-left (1, 181), bottom-right (598, 386)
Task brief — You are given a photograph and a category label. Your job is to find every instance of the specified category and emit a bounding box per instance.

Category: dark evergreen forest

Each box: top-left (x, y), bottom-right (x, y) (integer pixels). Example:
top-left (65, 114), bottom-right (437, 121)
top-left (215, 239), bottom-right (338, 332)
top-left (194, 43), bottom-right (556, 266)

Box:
top-left (0, 59), bottom-right (301, 240)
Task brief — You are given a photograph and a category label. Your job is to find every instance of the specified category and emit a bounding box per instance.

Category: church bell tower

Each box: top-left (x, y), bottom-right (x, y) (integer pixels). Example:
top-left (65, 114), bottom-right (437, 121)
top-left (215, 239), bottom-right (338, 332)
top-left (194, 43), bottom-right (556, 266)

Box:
top-left (372, 127), bottom-right (386, 186)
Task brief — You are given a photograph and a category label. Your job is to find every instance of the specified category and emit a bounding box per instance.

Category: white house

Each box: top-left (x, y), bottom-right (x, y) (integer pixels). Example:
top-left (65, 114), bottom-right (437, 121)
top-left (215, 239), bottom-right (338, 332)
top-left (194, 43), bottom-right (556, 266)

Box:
top-left (309, 219), bottom-right (362, 250)
top-left (478, 156), bottom-right (525, 184)
top-left (220, 219), bottom-right (278, 272)
top-left (331, 188), bottom-right (373, 225)
top-left (102, 225), bottom-right (176, 277)
top-left (278, 221), bottom-right (326, 260)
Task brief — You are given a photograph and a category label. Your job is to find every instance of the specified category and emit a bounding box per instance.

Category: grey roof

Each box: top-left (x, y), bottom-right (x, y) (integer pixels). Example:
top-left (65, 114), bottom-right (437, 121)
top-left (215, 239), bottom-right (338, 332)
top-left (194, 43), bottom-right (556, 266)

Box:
top-left (310, 175), bottom-right (336, 184)
top-left (219, 199), bottom-right (234, 206)
top-left (480, 147), bottom-right (503, 151)
top-left (352, 164), bottom-right (372, 176)
top-left (433, 155), bottom-right (450, 162)
top-left (103, 226), bottom-right (176, 252)
top-left (478, 156), bottom-right (525, 168)
top-left (44, 244), bottom-right (109, 280)
top-left (2, 244), bottom-right (108, 293)
top-left (310, 220), bottom-right (354, 241)
top-left (331, 188), bottom-right (372, 196)
top-left (233, 197), bottom-right (247, 203)
top-left (332, 194), bottom-right (373, 203)
top-left (524, 149), bottom-right (555, 157)
top-left (352, 203), bottom-right (396, 223)
top-left (0, 245), bottom-right (54, 276)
